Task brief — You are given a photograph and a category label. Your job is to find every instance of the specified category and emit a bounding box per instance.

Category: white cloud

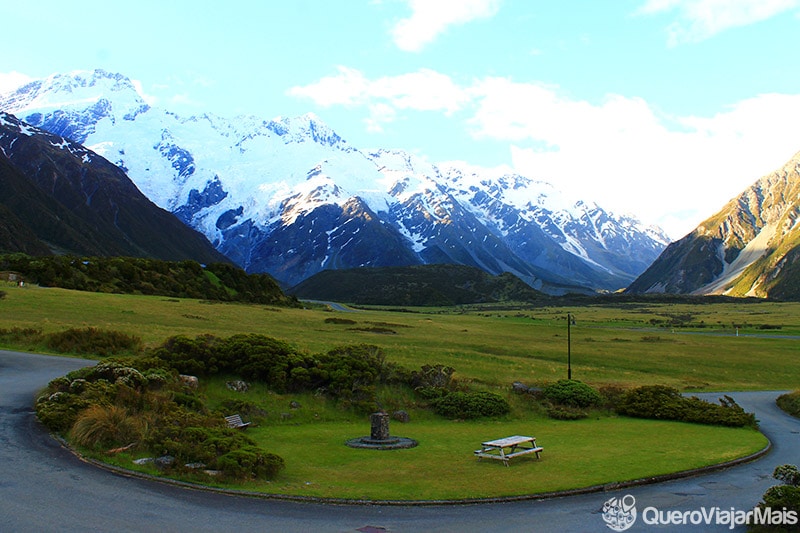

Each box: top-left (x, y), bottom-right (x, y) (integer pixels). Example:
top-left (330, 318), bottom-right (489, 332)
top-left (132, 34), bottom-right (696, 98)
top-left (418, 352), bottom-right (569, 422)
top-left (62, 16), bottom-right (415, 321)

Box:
top-left (474, 81), bottom-right (800, 237)
top-left (391, 0), bottom-right (501, 52)
top-left (290, 66), bottom-right (800, 239)
top-left (637, 0), bottom-right (800, 45)
top-left (0, 71), bottom-right (33, 94)
top-left (288, 66), bottom-right (469, 131)
top-left (131, 78), bottom-right (158, 106)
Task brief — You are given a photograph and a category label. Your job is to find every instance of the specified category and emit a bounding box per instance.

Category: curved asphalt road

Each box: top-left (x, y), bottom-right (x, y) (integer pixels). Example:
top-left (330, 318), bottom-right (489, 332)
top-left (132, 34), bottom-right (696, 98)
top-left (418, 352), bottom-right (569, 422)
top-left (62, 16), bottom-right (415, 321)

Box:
top-left (2, 349), bottom-right (799, 532)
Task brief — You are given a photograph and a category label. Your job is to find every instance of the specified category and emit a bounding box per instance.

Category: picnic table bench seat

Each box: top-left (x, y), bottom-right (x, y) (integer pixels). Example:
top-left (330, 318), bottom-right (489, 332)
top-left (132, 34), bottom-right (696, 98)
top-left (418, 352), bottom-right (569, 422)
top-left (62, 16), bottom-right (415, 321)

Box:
top-left (225, 414), bottom-right (250, 429)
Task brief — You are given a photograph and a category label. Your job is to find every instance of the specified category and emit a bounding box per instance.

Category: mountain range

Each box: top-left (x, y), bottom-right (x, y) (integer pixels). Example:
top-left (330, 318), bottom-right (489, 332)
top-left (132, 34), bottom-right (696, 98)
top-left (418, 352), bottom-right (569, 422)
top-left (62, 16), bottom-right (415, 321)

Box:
top-left (0, 111), bottom-right (226, 263)
top-left (0, 70), bottom-right (669, 293)
top-left (627, 151), bottom-right (800, 300)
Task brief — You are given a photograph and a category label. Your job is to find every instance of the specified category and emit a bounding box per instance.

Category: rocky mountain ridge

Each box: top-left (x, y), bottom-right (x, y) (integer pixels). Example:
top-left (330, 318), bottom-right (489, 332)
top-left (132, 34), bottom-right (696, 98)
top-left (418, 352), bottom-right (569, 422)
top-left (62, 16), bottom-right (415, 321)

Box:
top-left (0, 111), bottom-right (228, 263)
top-left (627, 151), bottom-right (800, 300)
top-left (0, 69), bottom-right (670, 292)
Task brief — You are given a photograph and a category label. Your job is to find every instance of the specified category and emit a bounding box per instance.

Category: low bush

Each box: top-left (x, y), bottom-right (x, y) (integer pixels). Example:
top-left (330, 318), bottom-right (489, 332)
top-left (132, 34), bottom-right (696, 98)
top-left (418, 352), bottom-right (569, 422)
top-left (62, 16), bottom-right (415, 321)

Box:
top-left (0, 326), bottom-right (43, 343)
top-left (324, 317), bottom-right (356, 325)
top-left (777, 391), bottom-right (800, 418)
top-left (616, 385), bottom-right (757, 428)
top-left (410, 364), bottom-right (457, 391)
top-left (430, 390), bottom-right (510, 419)
top-left (546, 405), bottom-right (588, 420)
top-left (216, 447), bottom-right (285, 480)
top-left (542, 379), bottom-right (602, 409)
top-left (753, 464), bottom-right (800, 531)
top-left (46, 327), bottom-right (142, 356)
top-left (598, 384), bottom-right (629, 410)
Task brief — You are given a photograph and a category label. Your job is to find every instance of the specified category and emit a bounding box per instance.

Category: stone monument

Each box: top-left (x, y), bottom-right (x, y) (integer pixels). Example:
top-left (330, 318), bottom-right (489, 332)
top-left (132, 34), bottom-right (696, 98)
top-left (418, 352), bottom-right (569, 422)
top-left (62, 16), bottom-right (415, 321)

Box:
top-left (346, 412), bottom-right (417, 450)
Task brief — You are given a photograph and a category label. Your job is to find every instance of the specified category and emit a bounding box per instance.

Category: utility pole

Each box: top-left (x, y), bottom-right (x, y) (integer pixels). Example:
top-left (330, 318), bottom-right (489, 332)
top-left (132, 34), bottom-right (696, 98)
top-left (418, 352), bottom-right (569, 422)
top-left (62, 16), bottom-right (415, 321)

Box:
top-left (567, 313), bottom-right (575, 380)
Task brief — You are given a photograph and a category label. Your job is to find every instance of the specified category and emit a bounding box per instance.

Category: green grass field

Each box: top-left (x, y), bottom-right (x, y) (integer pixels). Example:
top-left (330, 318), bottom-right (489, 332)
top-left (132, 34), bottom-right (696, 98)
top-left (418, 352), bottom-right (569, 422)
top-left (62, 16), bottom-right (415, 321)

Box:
top-left (2, 284), bottom-right (793, 500)
top-left (4, 285), bottom-right (799, 390)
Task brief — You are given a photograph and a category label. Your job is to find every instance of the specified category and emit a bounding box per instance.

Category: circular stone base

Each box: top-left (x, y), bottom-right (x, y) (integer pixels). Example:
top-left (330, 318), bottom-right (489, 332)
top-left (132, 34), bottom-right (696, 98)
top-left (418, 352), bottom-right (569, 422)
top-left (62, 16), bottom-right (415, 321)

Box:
top-left (345, 436), bottom-right (418, 450)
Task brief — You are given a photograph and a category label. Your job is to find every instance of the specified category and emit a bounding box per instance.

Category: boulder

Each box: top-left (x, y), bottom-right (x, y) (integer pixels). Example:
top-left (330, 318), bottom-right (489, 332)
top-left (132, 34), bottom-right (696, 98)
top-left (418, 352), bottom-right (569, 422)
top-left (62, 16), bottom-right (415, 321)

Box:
top-left (226, 380), bottom-right (249, 393)
top-left (154, 455), bottom-right (175, 470)
top-left (179, 374), bottom-right (199, 389)
top-left (392, 410), bottom-right (410, 423)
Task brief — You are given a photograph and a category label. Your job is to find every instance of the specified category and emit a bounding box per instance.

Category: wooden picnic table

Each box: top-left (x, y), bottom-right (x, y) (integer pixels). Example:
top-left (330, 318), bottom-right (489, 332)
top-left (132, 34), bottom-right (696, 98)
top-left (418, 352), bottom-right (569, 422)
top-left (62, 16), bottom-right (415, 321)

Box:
top-left (474, 435), bottom-right (543, 466)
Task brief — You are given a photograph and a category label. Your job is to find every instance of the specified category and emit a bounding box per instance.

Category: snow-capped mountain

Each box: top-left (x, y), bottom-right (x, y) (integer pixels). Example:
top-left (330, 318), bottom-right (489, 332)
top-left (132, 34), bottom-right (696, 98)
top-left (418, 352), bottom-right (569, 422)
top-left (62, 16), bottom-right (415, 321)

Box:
top-left (0, 111), bottom-right (228, 263)
top-left (0, 70), bottom-right (670, 292)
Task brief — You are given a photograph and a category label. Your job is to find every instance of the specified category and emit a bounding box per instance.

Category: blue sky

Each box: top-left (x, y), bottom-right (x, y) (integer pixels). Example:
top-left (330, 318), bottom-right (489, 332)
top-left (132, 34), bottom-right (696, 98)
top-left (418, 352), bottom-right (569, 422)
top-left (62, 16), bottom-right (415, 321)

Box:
top-left (3, 0), bottom-right (800, 238)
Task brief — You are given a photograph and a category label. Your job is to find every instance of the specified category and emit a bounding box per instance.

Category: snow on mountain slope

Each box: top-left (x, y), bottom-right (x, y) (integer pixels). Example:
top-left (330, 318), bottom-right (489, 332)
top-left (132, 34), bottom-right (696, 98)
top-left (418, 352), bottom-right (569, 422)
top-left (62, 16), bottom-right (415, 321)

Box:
top-left (0, 69), bottom-right (669, 291)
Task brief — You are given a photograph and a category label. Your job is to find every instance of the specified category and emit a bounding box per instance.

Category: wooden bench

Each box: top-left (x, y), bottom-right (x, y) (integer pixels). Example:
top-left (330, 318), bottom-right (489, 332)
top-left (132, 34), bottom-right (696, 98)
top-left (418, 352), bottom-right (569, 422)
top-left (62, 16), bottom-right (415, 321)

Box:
top-left (225, 414), bottom-right (250, 429)
top-left (474, 435), bottom-right (542, 466)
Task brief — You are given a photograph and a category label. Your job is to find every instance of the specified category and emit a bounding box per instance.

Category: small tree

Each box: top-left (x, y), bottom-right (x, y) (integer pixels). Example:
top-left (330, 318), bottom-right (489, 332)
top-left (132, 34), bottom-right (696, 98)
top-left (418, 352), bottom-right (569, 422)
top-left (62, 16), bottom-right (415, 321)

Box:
top-left (754, 464), bottom-right (800, 530)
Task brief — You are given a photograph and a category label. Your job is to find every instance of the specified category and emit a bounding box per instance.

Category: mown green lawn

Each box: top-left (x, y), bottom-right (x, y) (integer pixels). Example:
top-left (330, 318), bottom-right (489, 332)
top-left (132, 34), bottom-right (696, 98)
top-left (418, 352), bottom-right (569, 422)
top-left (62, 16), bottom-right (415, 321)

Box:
top-left (238, 417), bottom-right (766, 501)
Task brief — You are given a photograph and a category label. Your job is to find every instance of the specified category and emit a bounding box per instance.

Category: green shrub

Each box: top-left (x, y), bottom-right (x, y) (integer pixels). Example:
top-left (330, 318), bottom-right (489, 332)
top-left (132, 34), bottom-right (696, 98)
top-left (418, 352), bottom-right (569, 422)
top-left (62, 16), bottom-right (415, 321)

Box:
top-left (410, 364), bottom-right (457, 390)
top-left (172, 392), bottom-right (205, 412)
top-left (150, 334), bottom-right (224, 376)
top-left (430, 390), bottom-right (510, 419)
top-left (774, 464), bottom-right (800, 487)
top-left (542, 379), bottom-right (602, 408)
top-left (219, 399), bottom-right (268, 420)
top-left (216, 447), bottom-right (285, 480)
top-left (754, 464), bottom-right (800, 531)
top-left (46, 327), bottom-right (142, 356)
top-left (36, 391), bottom-right (93, 433)
top-left (616, 385), bottom-right (757, 428)
top-left (598, 384), bottom-right (629, 410)
top-left (777, 391), bottom-right (800, 419)
top-left (0, 326), bottom-right (43, 343)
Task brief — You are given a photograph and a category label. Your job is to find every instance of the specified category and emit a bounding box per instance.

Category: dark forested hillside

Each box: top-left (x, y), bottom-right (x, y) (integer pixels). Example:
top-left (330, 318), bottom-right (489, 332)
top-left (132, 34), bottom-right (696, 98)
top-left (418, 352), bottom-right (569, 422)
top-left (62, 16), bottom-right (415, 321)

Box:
top-left (1, 254), bottom-right (297, 306)
top-left (289, 264), bottom-right (548, 306)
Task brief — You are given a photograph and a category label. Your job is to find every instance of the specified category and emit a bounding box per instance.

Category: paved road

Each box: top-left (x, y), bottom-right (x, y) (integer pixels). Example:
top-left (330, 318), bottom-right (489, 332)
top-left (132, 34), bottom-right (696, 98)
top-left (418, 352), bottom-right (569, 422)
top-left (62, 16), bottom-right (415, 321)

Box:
top-left (2, 349), bottom-right (799, 532)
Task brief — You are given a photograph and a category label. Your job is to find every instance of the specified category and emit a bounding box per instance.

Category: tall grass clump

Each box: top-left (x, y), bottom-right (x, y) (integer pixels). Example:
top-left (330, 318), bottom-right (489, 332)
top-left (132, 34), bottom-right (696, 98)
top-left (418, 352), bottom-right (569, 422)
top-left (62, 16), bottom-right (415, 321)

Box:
top-left (71, 404), bottom-right (144, 449)
top-left (46, 327), bottom-right (142, 356)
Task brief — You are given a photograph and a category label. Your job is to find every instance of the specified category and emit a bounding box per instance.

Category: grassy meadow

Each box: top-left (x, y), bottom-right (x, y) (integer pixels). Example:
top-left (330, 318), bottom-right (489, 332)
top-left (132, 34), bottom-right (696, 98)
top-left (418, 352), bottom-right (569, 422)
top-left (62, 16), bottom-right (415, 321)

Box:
top-left (4, 284), bottom-right (799, 391)
top-left (3, 284), bottom-right (796, 500)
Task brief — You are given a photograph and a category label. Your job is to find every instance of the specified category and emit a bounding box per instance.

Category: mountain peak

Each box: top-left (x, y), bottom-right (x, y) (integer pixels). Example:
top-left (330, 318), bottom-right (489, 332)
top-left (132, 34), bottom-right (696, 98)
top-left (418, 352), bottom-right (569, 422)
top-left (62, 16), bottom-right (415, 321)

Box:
top-left (267, 112), bottom-right (348, 149)
top-left (627, 152), bottom-right (800, 299)
top-left (0, 69), bottom-right (149, 144)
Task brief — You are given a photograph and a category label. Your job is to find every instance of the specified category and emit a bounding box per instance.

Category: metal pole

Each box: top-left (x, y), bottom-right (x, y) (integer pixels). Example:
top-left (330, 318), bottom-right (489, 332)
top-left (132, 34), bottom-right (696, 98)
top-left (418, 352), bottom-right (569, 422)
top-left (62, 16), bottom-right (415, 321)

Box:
top-left (567, 313), bottom-right (572, 380)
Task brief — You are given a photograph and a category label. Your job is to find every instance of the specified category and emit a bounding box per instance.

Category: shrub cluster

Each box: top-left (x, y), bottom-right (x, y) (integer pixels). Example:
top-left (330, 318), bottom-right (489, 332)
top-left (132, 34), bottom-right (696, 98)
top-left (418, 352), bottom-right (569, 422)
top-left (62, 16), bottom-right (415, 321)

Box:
top-left (777, 390), bottom-right (800, 419)
top-left (46, 327), bottom-right (142, 356)
top-left (616, 385), bottom-right (757, 428)
top-left (152, 334), bottom-right (407, 411)
top-left (35, 358), bottom-right (284, 481)
top-left (429, 391), bottom-right (511, 419)
top-left (0, 326), bottom-right (43, 344)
